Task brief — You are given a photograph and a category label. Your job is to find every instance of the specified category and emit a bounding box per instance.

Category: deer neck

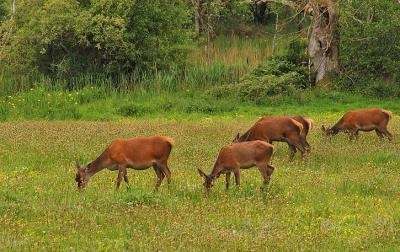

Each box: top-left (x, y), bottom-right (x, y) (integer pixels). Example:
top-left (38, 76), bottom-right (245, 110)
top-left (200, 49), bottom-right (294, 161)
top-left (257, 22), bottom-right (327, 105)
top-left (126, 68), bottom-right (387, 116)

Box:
top-left (239, 129), bottom-right (252, 142)
top-left (330, 121), bottom-right (344, 134)
top-left (85, 149), bottom-right (109, 178)
top-left (209, 160), bottom-right (222, 179)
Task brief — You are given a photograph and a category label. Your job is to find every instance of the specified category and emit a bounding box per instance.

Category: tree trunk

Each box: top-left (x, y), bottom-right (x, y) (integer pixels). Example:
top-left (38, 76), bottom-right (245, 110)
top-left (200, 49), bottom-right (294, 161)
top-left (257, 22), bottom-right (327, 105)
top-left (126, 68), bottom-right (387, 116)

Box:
top-left (12, 0), bottom-right (16, 17)
top-left (192, 0), bottom-right (201, 37)
top-left (307, 0), bottom-right (340, 84)
top-left (252, 0), bottom-right (270, 24)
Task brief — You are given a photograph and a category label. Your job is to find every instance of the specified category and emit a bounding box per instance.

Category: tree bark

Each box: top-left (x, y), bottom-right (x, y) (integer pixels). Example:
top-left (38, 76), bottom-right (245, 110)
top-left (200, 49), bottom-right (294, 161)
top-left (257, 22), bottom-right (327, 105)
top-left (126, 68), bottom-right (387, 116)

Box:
top-left (11, 0), bottom-right (16, 17)
top-left (307, 0), bottom-right (340, 84)
top-left (251, 1), bottom-right (270, 24)
top-left (192, 0), bottom-right (201, 37)
top-left (248, 0), bottom-right (341, 85)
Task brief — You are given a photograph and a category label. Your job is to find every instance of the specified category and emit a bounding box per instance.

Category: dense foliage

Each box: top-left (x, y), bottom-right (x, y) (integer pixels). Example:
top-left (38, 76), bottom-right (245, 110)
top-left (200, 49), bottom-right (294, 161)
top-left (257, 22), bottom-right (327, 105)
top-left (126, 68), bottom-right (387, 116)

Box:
top-left (1, 0), bottom-right (400, 98)
top-left (209, 57), bottom-right (308, 103)
top-left (338, 0), bottom-right (400, 91)
top-left (0, 0), bottom-right (8, 21)
top-left (0, 0), bottom-right (191, 77)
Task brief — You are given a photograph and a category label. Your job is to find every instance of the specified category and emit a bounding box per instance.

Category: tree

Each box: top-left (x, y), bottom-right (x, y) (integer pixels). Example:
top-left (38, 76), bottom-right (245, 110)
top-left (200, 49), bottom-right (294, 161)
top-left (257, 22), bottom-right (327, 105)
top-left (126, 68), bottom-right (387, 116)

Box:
top-left (306, 0), bottom-right (339, 83)
top-left (250, 0), bottom-right (271, 24)
top-left (339, 0), bottom-right (400, 81)
top-left (248, 0), bottom-right (339, 85)
top-left (190, 0), bottom-right (227, 41)
top-left (0, 0), bottom-right (192, 76)
top-left (0, 0), bottom-right (9, 21)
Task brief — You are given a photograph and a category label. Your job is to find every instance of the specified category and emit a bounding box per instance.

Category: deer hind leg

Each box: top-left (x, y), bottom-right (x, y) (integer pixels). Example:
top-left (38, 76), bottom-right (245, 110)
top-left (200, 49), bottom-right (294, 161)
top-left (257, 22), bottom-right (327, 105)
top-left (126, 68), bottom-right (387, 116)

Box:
top-left (123, 169), bottom-right (131, 189)
top-left (116, 166), bottom-right (127, 189)
top-left (153, 165), bottom-right (165, 191)
top-left (225, 172), bottom-right (231, 190)
top-left (381, 127), bottom-right (393, 141)
top-left (265, 164), bottom-right (275, 188)
top-left (156, 161), bottom-right (171, 185)
top-left (375, 129), bottom-right (384, 139)
top-left (233, 168), bottom-right (240, 188)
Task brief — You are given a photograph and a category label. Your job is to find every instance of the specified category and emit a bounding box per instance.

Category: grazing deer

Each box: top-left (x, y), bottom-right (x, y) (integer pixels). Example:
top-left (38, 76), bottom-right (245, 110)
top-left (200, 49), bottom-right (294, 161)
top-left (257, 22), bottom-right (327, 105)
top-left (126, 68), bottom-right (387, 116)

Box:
top-left (198, 141), bottom-right (275, 191)
top-left (321, 108), bottom-right (393, 140)
top-left (75, 136), bottom-right (174, 190)
top-left (233, 116), bottom-right (308, 159)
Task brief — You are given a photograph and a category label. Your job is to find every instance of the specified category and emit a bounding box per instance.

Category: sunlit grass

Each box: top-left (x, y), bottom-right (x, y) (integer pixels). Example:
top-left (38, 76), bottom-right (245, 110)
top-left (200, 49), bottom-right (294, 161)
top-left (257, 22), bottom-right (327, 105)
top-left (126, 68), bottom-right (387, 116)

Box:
top-left (0, 116), bottom-right (399, 250)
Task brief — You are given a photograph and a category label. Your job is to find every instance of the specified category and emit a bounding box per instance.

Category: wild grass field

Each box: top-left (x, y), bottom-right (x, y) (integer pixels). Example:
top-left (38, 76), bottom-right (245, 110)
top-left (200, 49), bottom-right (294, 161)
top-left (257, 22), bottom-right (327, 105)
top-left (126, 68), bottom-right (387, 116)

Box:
top-left (1, 115), bottom-right (400, 251)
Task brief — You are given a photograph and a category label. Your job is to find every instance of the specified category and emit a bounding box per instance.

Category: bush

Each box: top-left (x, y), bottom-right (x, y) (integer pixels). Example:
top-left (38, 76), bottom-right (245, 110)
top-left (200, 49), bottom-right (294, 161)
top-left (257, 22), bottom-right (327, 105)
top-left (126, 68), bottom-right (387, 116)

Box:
top-left (339, 0), bottom-right (400, 80)
top-left (208, 57), bottom-right (308, 103)
top-left (0, 0), bottom-right (192, 77)
top-left (117, 103), bottom-right (154, 117)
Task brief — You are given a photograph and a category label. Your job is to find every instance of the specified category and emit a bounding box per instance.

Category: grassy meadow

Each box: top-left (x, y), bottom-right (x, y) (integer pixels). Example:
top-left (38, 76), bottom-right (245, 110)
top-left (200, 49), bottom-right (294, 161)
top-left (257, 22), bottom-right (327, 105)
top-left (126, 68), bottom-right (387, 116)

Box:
top-left (1, 26), bottom-right (400, 251)
top-left (1, 115), bottom-right (400, 251)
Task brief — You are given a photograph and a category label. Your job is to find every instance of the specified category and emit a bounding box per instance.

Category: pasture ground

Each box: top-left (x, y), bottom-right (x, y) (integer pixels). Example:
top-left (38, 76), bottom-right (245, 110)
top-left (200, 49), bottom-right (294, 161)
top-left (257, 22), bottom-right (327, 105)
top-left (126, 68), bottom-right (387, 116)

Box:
top-left (1, 116), bottom-right (400, 251)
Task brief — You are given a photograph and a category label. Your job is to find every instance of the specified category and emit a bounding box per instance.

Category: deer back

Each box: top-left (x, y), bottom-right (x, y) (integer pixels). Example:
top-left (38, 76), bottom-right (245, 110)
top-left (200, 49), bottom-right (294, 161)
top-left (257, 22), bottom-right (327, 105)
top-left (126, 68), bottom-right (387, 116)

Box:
top-left (108, 136), bottom-right (174, 166)
top-left (217, 141), bottom-right (274, 169)
top-left (341, 108), bottom-right (392, 129)
top-left (251, 116), bottom-right (304, 141)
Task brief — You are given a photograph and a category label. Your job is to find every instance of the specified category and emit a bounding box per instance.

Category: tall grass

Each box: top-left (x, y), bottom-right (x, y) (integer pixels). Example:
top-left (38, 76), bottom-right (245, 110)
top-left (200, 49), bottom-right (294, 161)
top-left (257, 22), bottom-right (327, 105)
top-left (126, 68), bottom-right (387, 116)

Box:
top-left (0, 33), bottom-right (295, 96)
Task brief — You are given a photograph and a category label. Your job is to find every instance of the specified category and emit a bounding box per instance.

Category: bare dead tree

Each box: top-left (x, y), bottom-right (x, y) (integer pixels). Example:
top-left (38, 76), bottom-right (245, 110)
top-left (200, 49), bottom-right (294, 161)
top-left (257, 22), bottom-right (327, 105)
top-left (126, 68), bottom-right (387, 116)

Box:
top-left (307, 0), bottom-right (340, 84)
top-left (11, 0), bottom-right (16, 18)
top-left (245, 0), bottom-right (340, 85)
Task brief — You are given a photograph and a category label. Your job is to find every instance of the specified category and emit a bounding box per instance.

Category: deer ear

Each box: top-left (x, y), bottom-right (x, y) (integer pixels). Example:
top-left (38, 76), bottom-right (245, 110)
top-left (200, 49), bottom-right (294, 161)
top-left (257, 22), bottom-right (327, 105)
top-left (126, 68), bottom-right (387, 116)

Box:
top-left (321, 125), bottom-right (326, 131)
top-left (76, 160), bottom-right (81, 169)
top-left (232, 133), bottom-right (240, 142)
top-left (197, 169), bottom-right (207, 178)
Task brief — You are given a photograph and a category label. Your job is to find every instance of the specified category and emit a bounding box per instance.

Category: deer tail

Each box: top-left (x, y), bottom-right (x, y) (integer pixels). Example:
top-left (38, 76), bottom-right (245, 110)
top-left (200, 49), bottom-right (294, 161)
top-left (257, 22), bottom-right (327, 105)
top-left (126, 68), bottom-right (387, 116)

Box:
top-left (291, 119), bottom-right (305, 137)
top-left (381, 109), bottom-right (392, 120)
top-left (304, 117), bottom-right (315, 130)
top-left (164, 137), bottom-right (175, 147)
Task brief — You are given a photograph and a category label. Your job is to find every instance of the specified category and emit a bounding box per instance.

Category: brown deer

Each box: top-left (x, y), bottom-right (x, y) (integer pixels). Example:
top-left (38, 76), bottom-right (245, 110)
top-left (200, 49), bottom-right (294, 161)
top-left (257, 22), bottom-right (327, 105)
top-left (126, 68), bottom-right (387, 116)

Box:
top-left (198, 141), bottom-right (275, 191)
top-left (75, 136), bottom-right (174, 190)
top-left (321, 108), bottom-right (393, 140)
top-left (233, 116), bottom-right (309, 159)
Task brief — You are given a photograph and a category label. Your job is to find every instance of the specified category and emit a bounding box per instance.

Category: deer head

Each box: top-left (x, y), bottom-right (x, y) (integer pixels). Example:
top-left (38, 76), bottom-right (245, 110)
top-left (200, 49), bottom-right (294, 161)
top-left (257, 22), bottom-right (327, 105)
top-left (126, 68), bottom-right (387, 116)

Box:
top-left (321, 125), bottom-right (334, 136)
top-left (198, 169), bottom-right (214, 190)
top-left (75, 161), bottom-right (89, 190)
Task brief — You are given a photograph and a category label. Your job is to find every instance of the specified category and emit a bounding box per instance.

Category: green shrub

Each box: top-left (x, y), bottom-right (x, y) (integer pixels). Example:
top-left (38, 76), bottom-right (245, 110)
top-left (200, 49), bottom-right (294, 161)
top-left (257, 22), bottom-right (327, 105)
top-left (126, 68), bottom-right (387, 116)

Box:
top-left (0, 100), bottom-right (11, 121)
top-left (117, 103), bottom-right (154, 117)
top-left (208, 57), bottom-right (308, 103)
top-left (339, 0), bottom-right (400, 81)
top-left (183, 99), bottom-right (236, 114)
top-left (286, 38), bottom-right (308, 65)
top-left (0, 0), bottom-right (192, 77)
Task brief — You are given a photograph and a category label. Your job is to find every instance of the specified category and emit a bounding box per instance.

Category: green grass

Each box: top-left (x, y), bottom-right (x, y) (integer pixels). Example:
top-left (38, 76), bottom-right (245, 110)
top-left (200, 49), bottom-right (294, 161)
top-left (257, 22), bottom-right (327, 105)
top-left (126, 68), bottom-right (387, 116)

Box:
top-left (1, 86), bottom-right (399, 121)
top-left (0, 115), bottom-right (399, 250)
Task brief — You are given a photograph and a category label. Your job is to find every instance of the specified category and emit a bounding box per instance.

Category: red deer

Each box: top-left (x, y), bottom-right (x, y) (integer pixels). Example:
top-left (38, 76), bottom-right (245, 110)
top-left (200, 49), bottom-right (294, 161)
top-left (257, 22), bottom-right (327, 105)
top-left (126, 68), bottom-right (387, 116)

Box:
top-left (198, 141), bottom-right (275, 191)
top-left (75, 136), bottom-right (174, 190)
top-left (321, 108), bottom-right (393, 140)
top-left (233, 116), bottom-right (309, 159)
